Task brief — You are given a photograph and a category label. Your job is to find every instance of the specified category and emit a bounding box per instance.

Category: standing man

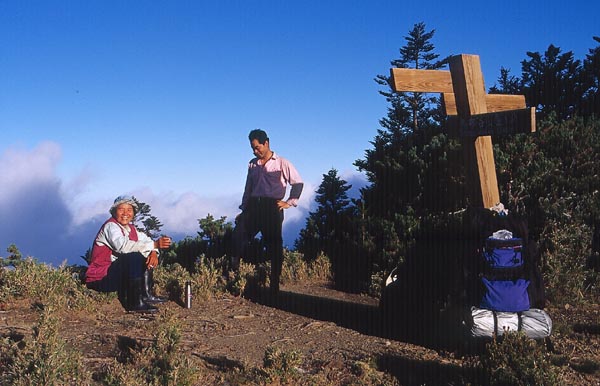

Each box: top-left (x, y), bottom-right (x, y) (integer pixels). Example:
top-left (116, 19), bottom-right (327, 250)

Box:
top-left (231, 129), bottom-right (303, 293)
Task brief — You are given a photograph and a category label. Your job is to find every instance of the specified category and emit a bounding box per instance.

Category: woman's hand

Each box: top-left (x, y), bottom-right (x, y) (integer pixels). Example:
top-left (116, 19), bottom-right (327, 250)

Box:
top-left (146, 250), bottom-right (159, 269)
top-left (154, 236), bottom-right (172, 250)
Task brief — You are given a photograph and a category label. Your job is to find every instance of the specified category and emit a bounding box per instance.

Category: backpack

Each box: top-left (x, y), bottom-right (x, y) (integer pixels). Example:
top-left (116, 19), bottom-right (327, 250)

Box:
top-left (464, 208), bottom-right (545, 312)
top-left (479, 234), bottom-right (530, 312)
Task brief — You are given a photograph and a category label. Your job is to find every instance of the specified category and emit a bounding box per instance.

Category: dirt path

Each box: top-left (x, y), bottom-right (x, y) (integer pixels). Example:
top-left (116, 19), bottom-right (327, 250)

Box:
top-left (2, 282), bottom-right (600, 384)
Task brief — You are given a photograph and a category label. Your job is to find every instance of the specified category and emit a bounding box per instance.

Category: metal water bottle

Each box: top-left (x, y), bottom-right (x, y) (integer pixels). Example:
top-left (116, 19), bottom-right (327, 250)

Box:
top-left (184, 281), bottom-right (192, 309)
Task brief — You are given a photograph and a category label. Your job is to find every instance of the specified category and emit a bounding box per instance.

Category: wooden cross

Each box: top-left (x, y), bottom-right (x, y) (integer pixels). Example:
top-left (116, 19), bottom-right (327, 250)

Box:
top-left (390, 54), bottom-right (536, 208)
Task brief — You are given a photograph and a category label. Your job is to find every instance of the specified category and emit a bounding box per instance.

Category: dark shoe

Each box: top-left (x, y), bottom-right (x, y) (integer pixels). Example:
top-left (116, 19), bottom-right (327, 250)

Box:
top-left (144, 294), bottom-right (168, 304)
top-left (143, 269), bottom-right (168, 304)
top-left (127, 278), bottom-right (158, 314)
top-left (270, 269), bottom-right (280, 294)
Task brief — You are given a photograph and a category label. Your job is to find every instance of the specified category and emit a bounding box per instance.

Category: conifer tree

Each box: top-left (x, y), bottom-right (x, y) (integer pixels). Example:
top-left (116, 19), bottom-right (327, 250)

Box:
top-left (374, 21), bottom-right (447, 133)
top-left (296, 168), bottom-right (352, 261)
top-left (489, 67), bottom-right (522, 95)
top-left (132, 197), bottom-right (163, 239)
top-left (198, 214), bottom-right (233, 259)
top-left (1, 244), bottom-right (23, 267)
top-left (355, 22), bottom-right (462, 273)
top-left (581, 36), bottom-right (600, 116)
top-left (521, 44), bottom-right (582, 120)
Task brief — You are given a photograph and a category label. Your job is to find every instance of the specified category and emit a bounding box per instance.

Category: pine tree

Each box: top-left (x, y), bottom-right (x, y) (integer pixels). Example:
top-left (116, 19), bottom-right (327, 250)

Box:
top-left (581, 36), bottom-right (600, 116)
top-left (521, 44), bottom-right (582, 120)
top-left (489, 67), bottom-right (522, 95)
top-left (296, 168), bottom-right (352, 261)
top-left (198, 214), bottom-right (233, 259)
top-left (1, 244), bottom-right (23, 267)
top-left (355, 22), bottom-right (463, 273)
top-left (374, 21), bottom-right (447, 133)
top-left (132, 197), bottom-right (163, 239)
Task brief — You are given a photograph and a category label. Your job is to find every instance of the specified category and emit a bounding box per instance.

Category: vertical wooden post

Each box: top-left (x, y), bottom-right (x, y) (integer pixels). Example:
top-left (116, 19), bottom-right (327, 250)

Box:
top-left (390, 55), bottom-right (534, 208)
top-left (448, 55), bottom-right (500, 208)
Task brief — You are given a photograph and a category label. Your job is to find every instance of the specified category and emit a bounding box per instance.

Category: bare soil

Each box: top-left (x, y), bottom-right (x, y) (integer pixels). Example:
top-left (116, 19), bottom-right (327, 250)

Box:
top-left (2, 281), bottom-right (600, 385)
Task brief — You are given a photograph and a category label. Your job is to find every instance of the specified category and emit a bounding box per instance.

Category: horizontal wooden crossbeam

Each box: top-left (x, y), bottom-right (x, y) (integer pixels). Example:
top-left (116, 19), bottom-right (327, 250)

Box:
top-left (447, 107), bottom-right (536, 137)
top-left (390, 68), bottom-right (453, 93)
top-left (390, 68), bottom-right (528, 116)
top-left (390, 56), bottom-right (537, 209)
top-left (442, 93), bottom-right (526, 115)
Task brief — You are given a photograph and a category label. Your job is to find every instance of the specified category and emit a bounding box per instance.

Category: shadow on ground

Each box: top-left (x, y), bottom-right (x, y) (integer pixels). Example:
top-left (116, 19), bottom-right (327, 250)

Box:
top-left (246, 286), bottom-right (383, 337)
top-left (245, 285), bottom-right (465, 347)
top-left (376, 354), bottom-right (484, 385)
top-left (244, 286), bottom-right (484, 385)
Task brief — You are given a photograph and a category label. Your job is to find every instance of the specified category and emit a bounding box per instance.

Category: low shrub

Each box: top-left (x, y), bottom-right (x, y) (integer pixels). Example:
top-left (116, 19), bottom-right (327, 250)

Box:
top-left (0, 257), bottom-right (97, 311)
top-left (542, 220), bottom-right (594, 304)
top-left (0, 307), bottom-right (92, 385)
top-left (263, 346), bottom-right (303, 383)
top-left (282, 251), bottom-right (332, 284)
top-left (192, 255), bottom-right (227, 300)
top-left (102, 310), bottom-right (201, 385)
top-left (480, 331), bottom-right (559, 385)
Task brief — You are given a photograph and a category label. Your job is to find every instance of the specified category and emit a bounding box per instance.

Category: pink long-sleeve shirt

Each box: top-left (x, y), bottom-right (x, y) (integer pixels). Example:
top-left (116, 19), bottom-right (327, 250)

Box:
top-left (240, 152), bottom-right (303, 210)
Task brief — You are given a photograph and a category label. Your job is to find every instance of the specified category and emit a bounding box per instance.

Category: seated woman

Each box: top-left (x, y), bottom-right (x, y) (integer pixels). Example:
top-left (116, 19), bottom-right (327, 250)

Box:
top-left (85, 195), bottom-right (171, 313)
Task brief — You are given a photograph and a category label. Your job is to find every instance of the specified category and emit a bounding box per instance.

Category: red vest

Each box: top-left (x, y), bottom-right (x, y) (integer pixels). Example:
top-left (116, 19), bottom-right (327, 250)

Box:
top-left (85, 218), bottom-right (138, 283)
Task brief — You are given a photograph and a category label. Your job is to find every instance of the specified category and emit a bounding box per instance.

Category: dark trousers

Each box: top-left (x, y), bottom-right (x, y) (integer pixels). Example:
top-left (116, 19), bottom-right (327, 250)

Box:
top-left (87, 252), bottom-right (145, 294)
top-left (232, 197), bottom-right (284, 289)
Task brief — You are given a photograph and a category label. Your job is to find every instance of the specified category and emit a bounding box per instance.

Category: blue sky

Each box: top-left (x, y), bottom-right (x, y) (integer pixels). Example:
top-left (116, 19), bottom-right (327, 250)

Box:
top-left (1, 1), bottom-right (598, 266)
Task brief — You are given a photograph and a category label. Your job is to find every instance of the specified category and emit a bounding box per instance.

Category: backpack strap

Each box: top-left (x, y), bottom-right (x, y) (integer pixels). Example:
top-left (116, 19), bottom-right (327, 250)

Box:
top-left (483, 266), bottom-right (527, 281)
top-left (485, 237), bottom-right (523, 249)
top-left (482, 236), bottom-right (527, 281)
top-left (492, 310), bottom-right (498, 336)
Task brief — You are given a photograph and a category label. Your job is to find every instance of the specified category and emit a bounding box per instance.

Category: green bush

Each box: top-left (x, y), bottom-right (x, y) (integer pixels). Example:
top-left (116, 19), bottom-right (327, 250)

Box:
top-left (542, 220), bottom-right (595, 304)
top-left (227, 261), bottom-right (257, 296)
top-left (0, 307), bottom-right (93, 385)
top-left (0, 257), bottom-right (98, 311)
top-left (155, 256), bottom-right (228, 303)
top-left (281, 250), bottom-right (310, 283)
top-left (263, 346), bottom-right (303, 382)
top-left (102, 310), bottom-right (201, 385)
top-left (480, 331), bottom-right (559, 385)
top-left (307, 253), bottom-right (332, 282)
top-left (192, 255), bottom-right (227, 300)
top-left (282, 250), bottom-right (332, 284)
top-left (495, 116), bottom-right (600, 305)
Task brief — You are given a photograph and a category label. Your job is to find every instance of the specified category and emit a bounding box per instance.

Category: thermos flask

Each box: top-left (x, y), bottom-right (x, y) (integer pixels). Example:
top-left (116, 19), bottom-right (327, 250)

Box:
top-left (184, 281), bottom-right (192, 309)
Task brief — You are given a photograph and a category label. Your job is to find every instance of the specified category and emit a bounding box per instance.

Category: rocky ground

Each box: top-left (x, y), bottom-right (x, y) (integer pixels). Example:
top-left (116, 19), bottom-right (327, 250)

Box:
top-left (1, 281), bottom-right (599, 385)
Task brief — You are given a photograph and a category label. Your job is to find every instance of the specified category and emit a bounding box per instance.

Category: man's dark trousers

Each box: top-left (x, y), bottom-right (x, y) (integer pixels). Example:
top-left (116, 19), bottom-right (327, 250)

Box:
top-left (232, 197), bottom-right (284, 291)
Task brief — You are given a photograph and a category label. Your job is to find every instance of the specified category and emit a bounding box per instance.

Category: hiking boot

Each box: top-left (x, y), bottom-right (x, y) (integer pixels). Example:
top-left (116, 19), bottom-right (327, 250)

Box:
top-left (126, 278), bottom-right (158, 314)
top-left (143, 269), bottom-right (168, 304)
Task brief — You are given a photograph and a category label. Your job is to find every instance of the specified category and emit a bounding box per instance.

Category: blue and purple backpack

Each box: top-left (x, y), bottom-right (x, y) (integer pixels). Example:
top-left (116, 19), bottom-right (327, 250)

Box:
top-left (479, 236), bottom-right (530, 312)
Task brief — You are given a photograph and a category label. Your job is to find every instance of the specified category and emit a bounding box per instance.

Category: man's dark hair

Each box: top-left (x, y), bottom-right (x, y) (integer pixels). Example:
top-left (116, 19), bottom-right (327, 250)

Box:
top-left (249, 129), bottom-right (269, 144)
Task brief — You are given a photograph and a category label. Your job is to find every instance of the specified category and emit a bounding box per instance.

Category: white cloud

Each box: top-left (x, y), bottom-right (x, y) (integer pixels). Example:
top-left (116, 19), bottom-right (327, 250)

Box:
top-left (0, 141), bottom-right (62, 202)
top-left (340, 169), bottom-right (369, 199)
top-left (0, 142), bottom-right (322, 265)
top-left (131, 189), bottom-right (242, 236)
top-left (0, 142), bottom-right (75, 265)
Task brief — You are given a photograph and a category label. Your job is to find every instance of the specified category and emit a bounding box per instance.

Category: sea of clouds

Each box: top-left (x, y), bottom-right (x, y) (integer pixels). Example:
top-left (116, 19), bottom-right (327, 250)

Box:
top-left (0, 142), bottom-right (367, 267)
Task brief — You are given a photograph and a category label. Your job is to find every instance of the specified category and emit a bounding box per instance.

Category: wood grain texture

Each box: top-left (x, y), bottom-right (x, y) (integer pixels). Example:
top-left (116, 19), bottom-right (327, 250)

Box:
top-left (390, 68), bottom-right (453, 93)
top-left (449, 54), bottom-right (499, 208)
